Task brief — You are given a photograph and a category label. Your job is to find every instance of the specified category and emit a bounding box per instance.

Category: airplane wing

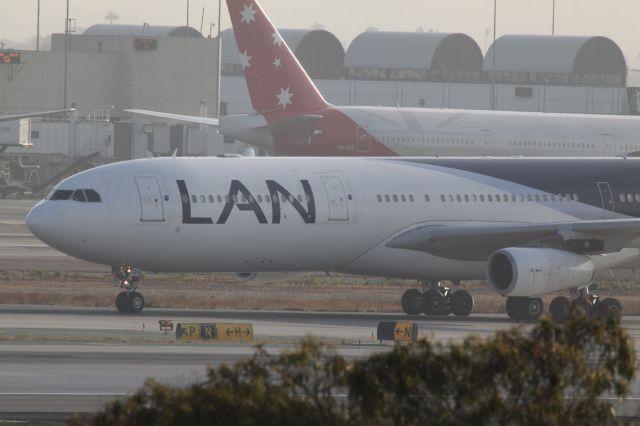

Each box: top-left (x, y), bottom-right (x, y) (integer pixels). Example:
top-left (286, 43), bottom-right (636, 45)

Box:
top-left (0, 109), bottom-right (74, 123)
top-left (386, 219), bottom-right (640, 261)
top-left (125, 109), bottom-right (219, 127)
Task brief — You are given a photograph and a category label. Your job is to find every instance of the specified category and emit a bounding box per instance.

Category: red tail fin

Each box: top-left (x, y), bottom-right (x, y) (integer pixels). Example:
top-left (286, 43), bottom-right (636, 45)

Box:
top-left (226, 0), bottom-right (329, 120)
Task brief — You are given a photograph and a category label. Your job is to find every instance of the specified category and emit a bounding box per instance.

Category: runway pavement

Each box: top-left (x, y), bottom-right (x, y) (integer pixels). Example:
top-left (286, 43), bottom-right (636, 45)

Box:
top-left (1, 305), bottom-right (640, 420)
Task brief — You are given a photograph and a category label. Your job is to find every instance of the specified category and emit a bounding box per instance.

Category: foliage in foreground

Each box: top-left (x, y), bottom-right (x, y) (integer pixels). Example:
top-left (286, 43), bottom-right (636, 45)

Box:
top-left (71, 315), bottom-right (635, 426)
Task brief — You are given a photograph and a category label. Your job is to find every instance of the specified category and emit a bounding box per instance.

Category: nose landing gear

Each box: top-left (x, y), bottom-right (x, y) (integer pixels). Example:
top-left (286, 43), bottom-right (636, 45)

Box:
top-left (112, 265), bottom-right (145, 314)
top-left (401, 281), bottom-right (474, 317)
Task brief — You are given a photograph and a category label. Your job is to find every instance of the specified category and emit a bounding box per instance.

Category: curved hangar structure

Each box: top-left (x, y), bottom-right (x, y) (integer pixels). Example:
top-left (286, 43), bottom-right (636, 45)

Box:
top-left (345, 32), bottom-right (484, 82)
top-left (484, 35), bottom-right (627, 86)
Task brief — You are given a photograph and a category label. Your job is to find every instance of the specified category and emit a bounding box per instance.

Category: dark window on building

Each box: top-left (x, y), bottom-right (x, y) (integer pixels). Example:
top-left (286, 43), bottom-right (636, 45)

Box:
top-left (515, 87), bottom-right (533, 98)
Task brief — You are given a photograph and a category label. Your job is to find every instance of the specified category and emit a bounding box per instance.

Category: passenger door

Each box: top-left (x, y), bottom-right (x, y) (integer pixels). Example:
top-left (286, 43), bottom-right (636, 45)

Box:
top-left (321, 176), bottom-right (349, 221)
top-left (603, 134), bottom-right (616, 156)
top-left (356, 126), bottom-right (372, 153)
top-left (134, 176), bottom-right (165, 222)
top-left (597, 181), bottom-right (615, 219)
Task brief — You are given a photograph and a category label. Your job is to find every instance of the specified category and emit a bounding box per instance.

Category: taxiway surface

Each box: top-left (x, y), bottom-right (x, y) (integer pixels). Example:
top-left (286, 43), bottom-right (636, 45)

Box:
top-left (2, 306), bottom-right (640, 418)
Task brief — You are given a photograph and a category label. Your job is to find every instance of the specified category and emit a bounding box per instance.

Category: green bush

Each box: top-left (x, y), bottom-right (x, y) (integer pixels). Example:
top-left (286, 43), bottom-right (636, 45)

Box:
top-left (72, 315), bottom-right (635, 426)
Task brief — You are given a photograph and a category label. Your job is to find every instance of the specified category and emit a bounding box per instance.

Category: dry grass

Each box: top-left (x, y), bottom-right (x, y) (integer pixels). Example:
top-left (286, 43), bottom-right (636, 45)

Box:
top-left (0, 272), bottom-right (640, 314)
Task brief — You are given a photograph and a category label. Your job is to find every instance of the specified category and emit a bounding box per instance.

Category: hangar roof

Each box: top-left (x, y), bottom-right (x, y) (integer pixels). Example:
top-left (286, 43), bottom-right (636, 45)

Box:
top-left (344, 32), bottom-right (483, 71)
top-left (484, 35), bottom-right (627, 75)
top-left (84, 24), bottom-right (203, 38)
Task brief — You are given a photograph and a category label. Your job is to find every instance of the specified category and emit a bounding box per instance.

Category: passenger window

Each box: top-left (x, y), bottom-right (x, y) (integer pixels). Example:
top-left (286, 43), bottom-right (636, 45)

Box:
top-left (72, 190), bottom-right (87, 202)
top-left (527, 194), bottom-right (533, 202)
top-left (191, 195), bottom-right (198, 203)
top-left (487, 194), bottom-right (493, 202)
top-left (265, 195), bottom-right (271, 203)
top-left (401, 194), bottom-right (406, 202)
top-left (574, 194), bottom-right (580, 202)
top-left (257, 195), bottom-right (263, 203)
top-left (84, 189), bottom-right (102, 202)
top-left (200, 195), bottom-right (206, 203)
top-left (409, 194), bottom-right (414, 202)
top-left (464, 195), bottom-right (469, 202)
top-left (377, 194), bottom-right (382, 202)
top-left (297, 195), bottom-right (303, 203)
top-left (456, 194), bottom-right (462, 202)
top-left (440, 194), bottom-right (445, 202)
top-left (208, 195), bottom-right (214, 203)
top-left (393, 194), bottom-right (398, 203)
top-left (472, 194), bottom-right (477, 202)
top-left (385, 194), bottom-right (390, 202)
top-left (479, 194), bottom-right (485, 202)
top-left (50, 189), bottom-right (73, 200)
top-left (635, 194), bottom-right (640, 203)
top-left (628, 194), bottom-right (633, 203)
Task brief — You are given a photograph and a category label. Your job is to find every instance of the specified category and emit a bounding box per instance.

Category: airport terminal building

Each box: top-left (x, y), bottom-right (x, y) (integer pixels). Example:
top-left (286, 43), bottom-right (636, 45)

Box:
top-left (0, 24), bottom-right (637, 194)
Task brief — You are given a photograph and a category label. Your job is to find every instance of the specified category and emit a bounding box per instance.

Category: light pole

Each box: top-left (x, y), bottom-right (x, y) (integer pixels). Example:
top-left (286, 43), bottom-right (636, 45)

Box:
top-left (491, 0), bottom-right (497, 110)
top-left (36, 0), bottom-right (40, 51)
top-left (552, 0), bottom-right (556, 35)
top-left (186, 0), bottom-right (190, 27)
top-left (63, 0), bottom-right (69, 109)
top-left (216, 0), bottom-right (222, 117)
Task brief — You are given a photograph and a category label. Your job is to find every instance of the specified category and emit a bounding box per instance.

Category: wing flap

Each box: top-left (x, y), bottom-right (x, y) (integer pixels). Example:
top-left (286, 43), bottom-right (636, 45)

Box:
top-left (386, 219), bottom-right (640, 261)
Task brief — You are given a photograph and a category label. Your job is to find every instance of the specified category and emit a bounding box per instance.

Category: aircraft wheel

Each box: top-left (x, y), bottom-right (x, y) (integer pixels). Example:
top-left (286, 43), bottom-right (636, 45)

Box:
top-left (597, 298), bottom-right (622, 321)
top-left (115, 291), bottom-right (129, 313)
top-left (451, 290), bottom-right (474, 317)
top-left (523, 298), bottom-right (544, 321)
top-left (423, 289), bottom-right (447, 316)
top-left (126, 291), bottom-right (145, 314)
top-left (549, 296), bottom-right (571, 323)
top-left (401, 289), bottom-right (423, 316)
top-left (505, 296), bottom-right (523, 320)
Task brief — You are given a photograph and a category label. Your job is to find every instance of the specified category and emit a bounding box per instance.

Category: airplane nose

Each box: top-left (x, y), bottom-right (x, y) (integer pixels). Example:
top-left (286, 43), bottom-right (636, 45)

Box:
top-left (26, 201), bottom-right (59, 242)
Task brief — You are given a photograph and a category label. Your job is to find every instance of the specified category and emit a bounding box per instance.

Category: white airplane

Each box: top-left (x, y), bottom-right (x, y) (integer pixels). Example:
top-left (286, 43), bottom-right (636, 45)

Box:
top-left (26, 155), bottom-right (640, 321)
top-left (129, 0), bottom-right (640, 158)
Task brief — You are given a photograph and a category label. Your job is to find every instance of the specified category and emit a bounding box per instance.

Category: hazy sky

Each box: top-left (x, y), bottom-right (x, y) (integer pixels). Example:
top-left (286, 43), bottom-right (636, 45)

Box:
top-left (2, 0), bottom-right (639, 65)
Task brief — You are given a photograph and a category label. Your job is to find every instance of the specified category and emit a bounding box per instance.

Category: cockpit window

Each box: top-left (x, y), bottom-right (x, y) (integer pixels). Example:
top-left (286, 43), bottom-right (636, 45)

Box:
top-left (72, 190), bottom-right (87, 202)
top-left (84, 189), bottom-right (101, 202)
top-left (50, 190), bottom-right (73, 200)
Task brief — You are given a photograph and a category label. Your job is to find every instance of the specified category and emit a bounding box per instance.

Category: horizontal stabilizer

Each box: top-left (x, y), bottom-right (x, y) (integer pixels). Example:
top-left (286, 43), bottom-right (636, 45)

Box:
top-left (125, 109), bottom-right (219, 127)
top-left (268, 114), bottom-right (323, 139)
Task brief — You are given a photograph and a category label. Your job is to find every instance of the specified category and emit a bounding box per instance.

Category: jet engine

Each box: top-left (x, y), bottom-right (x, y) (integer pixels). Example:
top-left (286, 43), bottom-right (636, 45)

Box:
top-left (487, 248), bottom-right (594, 297)
top-left (234, 272), bottom-right (306, 283)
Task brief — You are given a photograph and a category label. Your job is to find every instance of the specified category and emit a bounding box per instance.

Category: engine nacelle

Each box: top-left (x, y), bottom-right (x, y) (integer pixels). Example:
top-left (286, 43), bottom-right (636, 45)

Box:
top-left (487, 248), bottom-right (594, 297)
top-left (234, 272), bottom-right (305, 283)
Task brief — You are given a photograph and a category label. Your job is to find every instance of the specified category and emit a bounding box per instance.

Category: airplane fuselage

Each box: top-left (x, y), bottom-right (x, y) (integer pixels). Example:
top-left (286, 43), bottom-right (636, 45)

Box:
top-left (26, 157), bottom-right (640, 281)
top-left (253, 106), bottom-right (640, 157)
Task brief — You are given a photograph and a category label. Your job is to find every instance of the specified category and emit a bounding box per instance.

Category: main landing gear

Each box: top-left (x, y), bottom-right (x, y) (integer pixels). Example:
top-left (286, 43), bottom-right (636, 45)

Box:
top-left (505, 284), bottom-right (622, 323)
top-left (112, 265), bottom-right (145, 314)
top-left (401, 281), bottom-right (474, 317)
top-left (548, 285), bottom-right (621, 324)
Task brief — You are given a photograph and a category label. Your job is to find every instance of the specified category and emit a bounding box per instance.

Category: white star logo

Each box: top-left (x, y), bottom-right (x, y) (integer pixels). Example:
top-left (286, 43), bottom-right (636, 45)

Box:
top-left (271, 32), bottom-right (284, 47)
top-left (276, 87), bottom-right (294, 109)
top-left (239, 50), bottom-right (252, 70)
top-left (273, 57), bottom-right (282, 68)
top-left (240, 3), bottom-right (256, 25)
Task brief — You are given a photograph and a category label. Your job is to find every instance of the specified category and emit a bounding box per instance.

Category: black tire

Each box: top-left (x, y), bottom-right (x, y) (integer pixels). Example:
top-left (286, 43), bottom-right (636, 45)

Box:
top-left (115, 291), bottom-right (129, 313)
top-left (423, 289), bottom-right (446, 316)
top-left (523, 298), bottom-right (544, 321)
top-left (570, 297), bottom-right (591, 318)
top-left (505, 297), bottom-right (522, 320)
top-left (401, 289), bottom-right (423, 316)
top-left (549, 296), bottom-right (570, 323)
top-left (126, 291), bottom-right (145, 314)
top-left (451, 290), bottom-right (474, 317)
top-left (598, 298), bottom-right (622, 321)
